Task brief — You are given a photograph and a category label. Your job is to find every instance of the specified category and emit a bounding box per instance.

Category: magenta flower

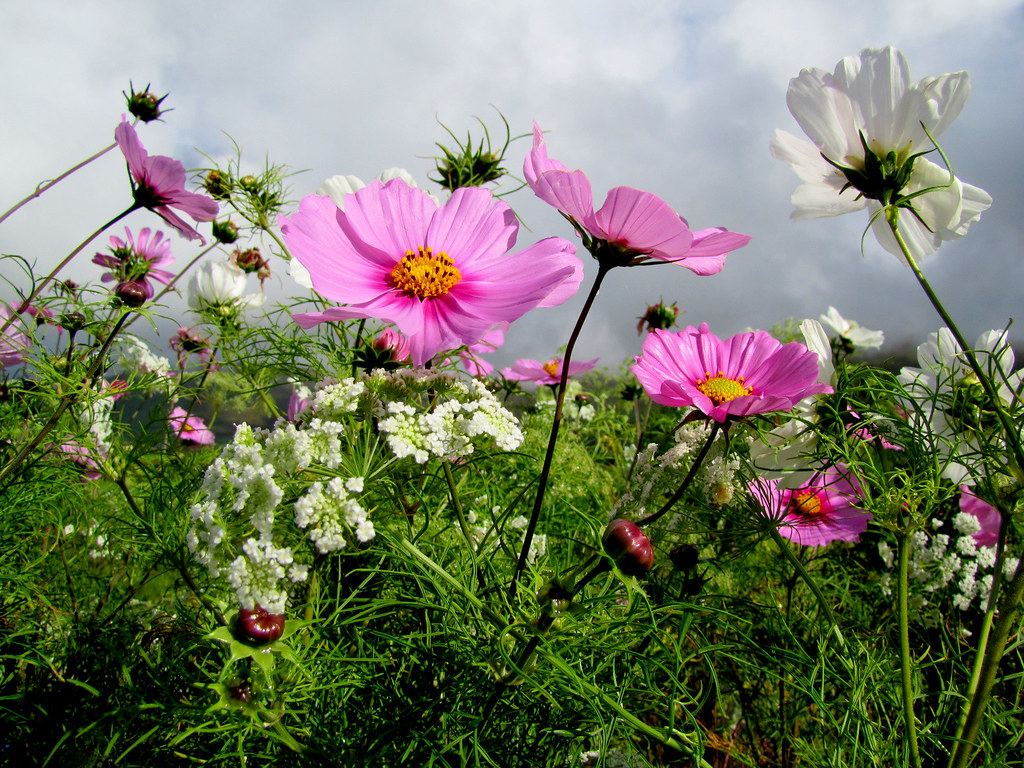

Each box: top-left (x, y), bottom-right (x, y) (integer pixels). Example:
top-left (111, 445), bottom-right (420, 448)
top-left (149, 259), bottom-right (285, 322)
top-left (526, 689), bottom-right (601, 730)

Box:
top-left (524, 123), bottom-right (751, 273)
top-left (0, 306), bottom-right (29, 367)
top-left (93, 227), bottom-right (175, 301)
top-left (168, 406), bottom-right (215, 445)
top-left (169, 326), bottom-right (215, 368)
top-left (959, 486), bottom-right (1001, 548)
top-left (631, 323), bottom-right (832, 423)
top-left (750, 465), bottom-right (872, 546)
top-left (115, 117), bottom-right (219, 241)
top-left (281, 179), bottom-right (582, 367)
top-left (502, 356), bottom-right (598, 386)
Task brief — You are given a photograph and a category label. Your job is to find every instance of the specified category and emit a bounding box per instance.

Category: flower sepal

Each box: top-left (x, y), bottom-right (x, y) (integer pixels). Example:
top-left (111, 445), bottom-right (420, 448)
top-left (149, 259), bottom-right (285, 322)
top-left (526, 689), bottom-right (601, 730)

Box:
top-left (206, 609), bottom-right (305, 675)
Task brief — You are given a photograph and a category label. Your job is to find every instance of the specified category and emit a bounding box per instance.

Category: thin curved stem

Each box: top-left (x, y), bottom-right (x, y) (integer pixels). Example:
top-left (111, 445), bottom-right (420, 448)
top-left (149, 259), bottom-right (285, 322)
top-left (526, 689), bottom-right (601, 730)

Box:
top-left (509, 263), bottom-right (611, 600)
top-left (897, 528), bottom-right (923, 768)
top-left (636, 421), bottom-right (720, 528)
top-left (0, 140), bottom-right (119, 226)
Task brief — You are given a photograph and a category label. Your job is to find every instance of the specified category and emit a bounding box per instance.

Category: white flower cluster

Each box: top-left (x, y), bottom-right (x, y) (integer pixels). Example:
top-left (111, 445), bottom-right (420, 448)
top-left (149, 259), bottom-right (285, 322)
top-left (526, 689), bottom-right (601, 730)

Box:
top-left (372, 371), bottom-right (523, 463)
top-left (877, 516), bottom-right (1016, 615)
top-left (612, 423), bottom-right (741, 519)
top-left (187, 370), bottom-right (523, 612)
top-left (118, 335), bottom-right (174, 388)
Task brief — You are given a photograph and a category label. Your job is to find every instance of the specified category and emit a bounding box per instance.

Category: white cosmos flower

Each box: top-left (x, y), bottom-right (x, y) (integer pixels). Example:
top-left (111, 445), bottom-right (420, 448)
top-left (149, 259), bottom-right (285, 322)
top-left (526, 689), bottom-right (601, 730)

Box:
top-left (188, 260), bottom-right (265, 313)
top-left (771, 46), bottom-right (992, 264)
top-left (899, 328), bottom-right (1022, 484)
top-left (820, 306), bottom-right (884, 350)
top-left (290, 168), bottom-right (438, 289)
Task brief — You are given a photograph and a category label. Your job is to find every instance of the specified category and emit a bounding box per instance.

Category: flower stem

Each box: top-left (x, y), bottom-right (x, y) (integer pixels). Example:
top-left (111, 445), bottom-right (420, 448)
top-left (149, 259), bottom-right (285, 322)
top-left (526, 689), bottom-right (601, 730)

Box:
top-left (636, 421), bottom-right (720, 528)
top-left (1, 207), bottom-right (136, 337)
top-left (0, 140), bottom-right (119, 226)
top-left (896, 528), bottom-right (924, 768)
top-left (766, 526), bottom-right (847, 654)
top-left (509, 263), bottom-right (611, 600)
top-left (0, 310), bottom-right (132, 488)
top-left (888, 213), bottom-right (1024, 477)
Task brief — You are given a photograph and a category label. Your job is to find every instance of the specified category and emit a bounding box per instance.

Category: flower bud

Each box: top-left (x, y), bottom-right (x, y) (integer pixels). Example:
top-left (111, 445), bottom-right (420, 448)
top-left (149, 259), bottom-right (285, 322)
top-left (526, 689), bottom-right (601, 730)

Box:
top-left (211, 219), bottom-right (239, 244)
top-left (602, 519), bottom-right (654, 577)
top-left (203, 170), bottom-right (232, 200)
top-left (115, 281), bottom-right (149, 308)
top-left (669, 544), bottom-right (699, 571)
top-left (123, 82), bottom-right (168, 123)
top-left (58, 312), bottom-right (87, 332)
top-left (236, 605), bottom-right (285, 645)
top-left (238, 175), bottom-right (260, 193)
top-left (636, 301), bottom-right (679, 335)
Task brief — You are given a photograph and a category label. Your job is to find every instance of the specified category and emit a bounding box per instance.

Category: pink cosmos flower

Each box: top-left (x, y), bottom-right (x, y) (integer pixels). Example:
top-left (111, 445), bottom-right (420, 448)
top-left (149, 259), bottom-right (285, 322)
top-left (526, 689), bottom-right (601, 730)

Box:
top-left (0, 306), bottom-right (30, 367)
top-left (453, 325), bottom-right (504, 377)
top-left (959, 486), bottom-right (1001, 548)
top-left (281, 179), bottom-right (583, 367)
top-left (115, 117), bottom-right (219, 242)
top-left (56, 441), bottom-right (104, 482)
top-left (524, 123), bottom-right (751, 273)
top-left (502, 356), bottom-right (598, 386)
top-left (168, 406), bottom-right (215, 445)
top-left (631, 323), bottom-right (832, 423)
top-left (169, 326), bottom-right (215, 368)
top-left (750, 465), bottom-right (872, 546)
top-left (93, 227), bottom-right (175, 301)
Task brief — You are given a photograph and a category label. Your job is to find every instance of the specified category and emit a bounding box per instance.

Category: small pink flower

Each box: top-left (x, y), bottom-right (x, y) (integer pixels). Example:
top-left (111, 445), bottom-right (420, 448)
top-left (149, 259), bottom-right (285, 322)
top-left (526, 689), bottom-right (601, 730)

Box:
top-left (168, 406), bottom-right (215, 445)
top-left (1, 306), bottom-right (29, 367)
top-left (524, 123), bottom-right (751, 273)
top-left (631, 323), bottom-right (832, 423)
top-left (93, 226), bottom-right (175, 300)
top-left (454, 325), bottom-right (504, 377)
top-left (115, 117), bottom-right (219, 242)
top-left (750, 465), bottom-right (872, 546)
top-left (169, 326), bottom-right (215, 368)
top-left (56, 441), bottom-right (104, 482)
top-left (502, 356), bottom-right (598, 386)
top-left (959, 486), bottom-right (1001, 548)
top-left (281, 179), bottom-right (582, 367)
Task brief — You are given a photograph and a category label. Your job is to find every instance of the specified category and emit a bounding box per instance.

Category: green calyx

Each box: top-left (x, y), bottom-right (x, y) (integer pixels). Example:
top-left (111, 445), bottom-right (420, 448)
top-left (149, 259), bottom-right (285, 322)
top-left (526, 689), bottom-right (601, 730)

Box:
top-left (823, 131), bottom-right (932, 208)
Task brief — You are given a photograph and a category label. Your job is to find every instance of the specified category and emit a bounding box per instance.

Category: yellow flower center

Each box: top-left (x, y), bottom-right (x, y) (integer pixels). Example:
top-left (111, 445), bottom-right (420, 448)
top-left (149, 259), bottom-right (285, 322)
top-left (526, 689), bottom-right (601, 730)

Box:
top-left (694, 371), bottom-right (752, 405)
top-left (390, 246), bottom-right (461, 298)
top-left (790, 489), bottom-right (823, 518)
top-left (542, 360), bottom-right (560, 377)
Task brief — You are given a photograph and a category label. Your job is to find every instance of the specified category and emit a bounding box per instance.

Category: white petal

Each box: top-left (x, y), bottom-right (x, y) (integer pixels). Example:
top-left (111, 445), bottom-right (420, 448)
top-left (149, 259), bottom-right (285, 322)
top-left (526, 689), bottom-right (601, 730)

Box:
top-left (316, 175), bottom-right (367, 210)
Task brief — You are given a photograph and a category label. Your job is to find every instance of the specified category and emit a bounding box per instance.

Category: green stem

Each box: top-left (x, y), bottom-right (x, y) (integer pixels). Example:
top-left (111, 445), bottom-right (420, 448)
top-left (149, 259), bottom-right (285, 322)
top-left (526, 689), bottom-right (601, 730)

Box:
top-left (888, 213), bottom-right (1024, 478)
top-left (949, 556), bottom-right (1024, 768)
top-left (0, 139), bottom-right (120, 226)
top-left (766, 526), bottom-right (847, 654)
top-left (509, 263), bottom-right (611, 600)
top-left (897, 528), bottom-right (923, 768)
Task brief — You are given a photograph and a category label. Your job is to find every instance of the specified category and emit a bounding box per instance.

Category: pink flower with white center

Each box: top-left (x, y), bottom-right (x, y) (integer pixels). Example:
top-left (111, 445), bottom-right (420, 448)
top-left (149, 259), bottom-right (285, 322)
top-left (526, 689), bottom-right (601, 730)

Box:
top-left (524, 123), bottom-right (751, 273)
top-left (631, 323), bottom-right (832, 423)
top-left (0, 306), bottom-right (30, 367)
top-left (115, 117), bottom-right (219, 242)
top-left (750, 465), bottom-right (872, 546)
top-left (168, 406), bottom-right (215, 445)
top-left (92, 227), bottom-right (175, 301)
top-left (502, 356), bottom-right (598, 386)
top-left (281, 179), bottom-right (583, 367)
top-left (959, 486), bottom-right (1001, 548)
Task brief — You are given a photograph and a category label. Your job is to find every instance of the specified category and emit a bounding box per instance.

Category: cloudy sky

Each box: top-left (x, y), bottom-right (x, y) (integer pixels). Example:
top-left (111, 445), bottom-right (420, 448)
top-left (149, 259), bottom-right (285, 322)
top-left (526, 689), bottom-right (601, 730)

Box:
top-left (2, 1), bottom-right (1022, 371)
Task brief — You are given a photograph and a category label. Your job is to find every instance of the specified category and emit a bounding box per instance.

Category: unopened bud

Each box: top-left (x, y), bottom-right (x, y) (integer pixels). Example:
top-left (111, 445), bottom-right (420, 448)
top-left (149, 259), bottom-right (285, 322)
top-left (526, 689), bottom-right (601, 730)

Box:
top-left (238, 175), bottom-right (260, 193)
top-left (602, 519), bottom-right (654, 577)
top-left (203, 170), bottom-right (232, 200)
top-left (212, 219), bottom-right (239, 244)
top-left (115, 281), bottom-right (149, 308)
top-left (124, 82), bottom-right (168, 123)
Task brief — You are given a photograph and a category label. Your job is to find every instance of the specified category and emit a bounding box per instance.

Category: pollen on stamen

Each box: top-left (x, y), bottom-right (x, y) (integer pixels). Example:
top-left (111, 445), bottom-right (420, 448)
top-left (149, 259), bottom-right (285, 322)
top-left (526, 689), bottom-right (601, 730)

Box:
top-left (694, 370), bottom-right (754, 405)
top-left (390, 246), bottom-right (462, 299)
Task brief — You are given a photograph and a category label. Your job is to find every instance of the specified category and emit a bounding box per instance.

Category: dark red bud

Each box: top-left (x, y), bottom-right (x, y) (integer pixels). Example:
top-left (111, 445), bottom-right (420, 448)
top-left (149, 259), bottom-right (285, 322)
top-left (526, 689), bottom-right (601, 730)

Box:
top-left (115, 281), bottom-right (149, 308)
top-left (602, 519), bottom-right (654, 577)
top-left (236, 605), bottom-right (285, 644)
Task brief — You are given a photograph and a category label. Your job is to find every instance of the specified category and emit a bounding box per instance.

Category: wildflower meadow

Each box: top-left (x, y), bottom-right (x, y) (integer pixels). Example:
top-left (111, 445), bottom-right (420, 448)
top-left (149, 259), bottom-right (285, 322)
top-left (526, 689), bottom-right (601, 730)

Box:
top-left (2, 47), bottom-right (1023, 767)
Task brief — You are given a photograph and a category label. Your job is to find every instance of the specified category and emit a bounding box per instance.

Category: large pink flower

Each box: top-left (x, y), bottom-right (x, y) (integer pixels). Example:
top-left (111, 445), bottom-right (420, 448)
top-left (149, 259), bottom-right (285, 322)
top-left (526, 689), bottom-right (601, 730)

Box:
top-left (168, 406), bottom-right (215, 445)
top-left (750, 465), bottom-right (872, 546)
top-left (93, 226), bottom-right (175, 300)
top-left (502, 356), bottom-right (598, 386)
top-left (631, 323), bottom-right (832, 423)
top-left (115, 117), bottom-right (219, 242)
top-left (524, 123), bottom-right (751, 273)
top-left (281, 179), bottom-right (583, 367)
